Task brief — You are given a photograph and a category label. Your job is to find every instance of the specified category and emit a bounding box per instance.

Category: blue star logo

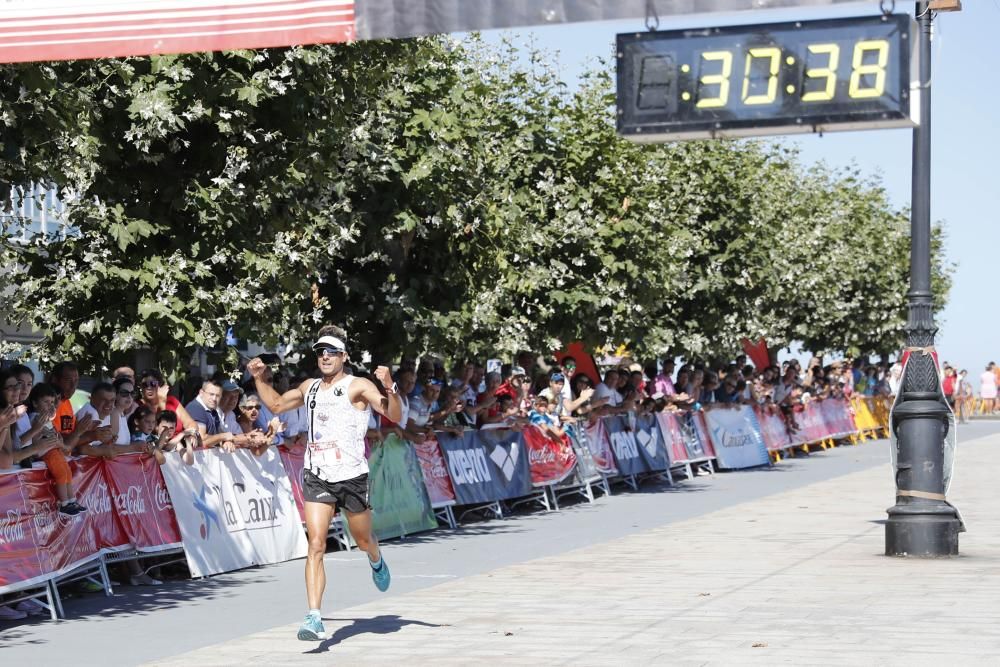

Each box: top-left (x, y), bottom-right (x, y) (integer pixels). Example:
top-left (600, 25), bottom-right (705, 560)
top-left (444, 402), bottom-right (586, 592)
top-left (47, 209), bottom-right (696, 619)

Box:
top-left (193, 484), bottom-right (222, 539)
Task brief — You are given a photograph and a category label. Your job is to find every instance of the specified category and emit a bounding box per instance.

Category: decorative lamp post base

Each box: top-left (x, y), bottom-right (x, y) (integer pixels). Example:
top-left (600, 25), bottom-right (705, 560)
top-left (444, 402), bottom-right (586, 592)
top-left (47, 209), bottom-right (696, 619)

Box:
top-left (885, 396), bottom-right (960, 557)
top-left (885, 510), bottom-right (960, 557)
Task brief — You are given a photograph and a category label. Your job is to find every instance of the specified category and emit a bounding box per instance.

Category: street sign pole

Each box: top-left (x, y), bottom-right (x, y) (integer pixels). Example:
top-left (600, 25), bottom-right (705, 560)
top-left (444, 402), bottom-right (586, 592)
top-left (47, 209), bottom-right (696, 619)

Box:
top-left (885, 1), bottom-right (960, 557)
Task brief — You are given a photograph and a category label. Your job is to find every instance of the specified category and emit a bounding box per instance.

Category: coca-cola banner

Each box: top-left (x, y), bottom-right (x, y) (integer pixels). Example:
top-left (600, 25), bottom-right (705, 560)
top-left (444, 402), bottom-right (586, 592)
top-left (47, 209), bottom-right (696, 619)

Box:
top-left (521, 426), bottom-right (578, 487)
top-left (0, 471), bottom-right (48, 594)
top-left (603, 416), bottom-right (650, 477)
top-left (161, 449), bottom-right (307, 578)
top-left (754, 406), bottom-right (792, 452)
top-left (583, 419), bottom-right (619, 476)
top-left (74, 456), bottom-right (131, 554)
top-left (103, 455), bottom-right (182, 552)
top-left (412, 435), bottom-right (457, 507)
top-left (633, 415), bottom-right (669, 472)
top-left (701, 405), bottom-right (770, 470)
top-left (790, 403), bottom-right (828, 445)
top-left (436, 429), bottom-right (531, 505)
top-left (22, 461), bottom-right (107, 581)
top-left (819, 399), bottom-right (857, 438)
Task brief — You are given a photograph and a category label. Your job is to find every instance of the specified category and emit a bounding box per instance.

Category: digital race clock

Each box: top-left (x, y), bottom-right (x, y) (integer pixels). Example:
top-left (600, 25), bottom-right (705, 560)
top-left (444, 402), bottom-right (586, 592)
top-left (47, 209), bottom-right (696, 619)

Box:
top-left (616, 14), bottom-right (917, 141)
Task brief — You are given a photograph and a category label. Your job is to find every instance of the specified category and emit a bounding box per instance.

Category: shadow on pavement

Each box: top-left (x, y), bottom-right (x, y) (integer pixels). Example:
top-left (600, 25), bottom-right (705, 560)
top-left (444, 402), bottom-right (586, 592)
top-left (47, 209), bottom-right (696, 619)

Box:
top-left (0, 574), bottom-right (273, 647)
top-left (307, 615), bottom-right (441, 653)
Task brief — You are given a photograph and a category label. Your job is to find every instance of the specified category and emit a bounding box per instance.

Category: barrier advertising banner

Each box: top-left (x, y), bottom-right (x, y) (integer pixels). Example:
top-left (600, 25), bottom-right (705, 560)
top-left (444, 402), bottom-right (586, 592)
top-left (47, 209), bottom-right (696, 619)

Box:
top-left (27, 460), bottom-right (114, 578)
top-left (690, 411), bottom-right (719, 459)
top-left (702, 406), bottom-right (769, 469)
top-left (367, 435), bottom-right (438, 541)
top-left (603, 416), bottom-right (649, 476)
top-left (277, 446), bottom-right (307, 521)
top-left (521, 426), bottom-right (578, 487)
top-left (654, 412), bottom-right (693, 464)
top-left (1, 455), bottom-right (183, 594)
top-left (102, 454), bottom-right (182, 552)
top-left (412, 435), bottom-right (457, 507)
top-left (755, 407), bottom-right (792, 452)
top-left (582, 419), bottom-right (618, 476)
top-left (437, 429), bottom-right (531, 505)
top-left (562, 425), bottom-right (601, 486)
top-left (0, 471), bottom-right (48, 593)
top-left (794, 403), bottom-right (828, 444)
top-left (161, 449), bottom-right (306, 578)
top-left (633, 415), bottom-right (669, 472)
top-left (820, 399), bottom-right (857, 438)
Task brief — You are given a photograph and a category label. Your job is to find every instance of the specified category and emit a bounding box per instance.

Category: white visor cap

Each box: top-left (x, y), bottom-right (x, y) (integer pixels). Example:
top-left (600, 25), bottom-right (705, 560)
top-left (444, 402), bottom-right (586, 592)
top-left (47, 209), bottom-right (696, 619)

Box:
top-left (312, 335), bottom-right (347, 353)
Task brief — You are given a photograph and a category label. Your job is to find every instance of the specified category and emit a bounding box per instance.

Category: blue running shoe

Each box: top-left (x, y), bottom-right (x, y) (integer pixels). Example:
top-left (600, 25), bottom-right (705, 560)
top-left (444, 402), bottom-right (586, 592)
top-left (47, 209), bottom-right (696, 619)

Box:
top-left (297, 613), bottom-right (326, 641)
top-left (371, 557), bottom-right (390, 592)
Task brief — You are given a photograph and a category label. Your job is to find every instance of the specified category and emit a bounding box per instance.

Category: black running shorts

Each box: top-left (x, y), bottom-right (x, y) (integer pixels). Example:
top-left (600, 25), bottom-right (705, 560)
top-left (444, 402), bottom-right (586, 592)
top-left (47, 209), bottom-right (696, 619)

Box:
top-left (301, 469), bottom-right (371, 513)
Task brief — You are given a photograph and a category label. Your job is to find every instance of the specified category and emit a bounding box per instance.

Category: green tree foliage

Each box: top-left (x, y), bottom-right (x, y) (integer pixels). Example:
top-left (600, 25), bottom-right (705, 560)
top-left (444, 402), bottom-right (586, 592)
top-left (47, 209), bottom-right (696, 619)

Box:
top-left (0, 36), bottom-right (951, 372)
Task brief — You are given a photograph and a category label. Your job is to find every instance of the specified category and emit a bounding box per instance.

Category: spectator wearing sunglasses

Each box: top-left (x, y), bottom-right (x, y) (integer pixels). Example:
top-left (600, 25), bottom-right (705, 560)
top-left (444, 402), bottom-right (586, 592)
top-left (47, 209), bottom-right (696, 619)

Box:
top-left (137, 369), bottom-right (197, 438)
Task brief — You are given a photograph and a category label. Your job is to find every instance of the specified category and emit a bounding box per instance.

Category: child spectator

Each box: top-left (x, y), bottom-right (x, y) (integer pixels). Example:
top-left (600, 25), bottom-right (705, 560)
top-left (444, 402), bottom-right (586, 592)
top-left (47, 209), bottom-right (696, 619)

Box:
top-left (527, 396), bottom-right (566, 440)
top-left (24, 383), bottom-right (87, 515)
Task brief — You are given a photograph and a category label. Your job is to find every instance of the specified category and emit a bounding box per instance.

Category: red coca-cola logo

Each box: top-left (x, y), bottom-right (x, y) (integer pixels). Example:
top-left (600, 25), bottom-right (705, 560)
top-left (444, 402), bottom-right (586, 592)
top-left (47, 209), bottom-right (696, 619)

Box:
top-left (528, 447), bottom-right (557, 465)
top-left (115, 486), bottom-right (146, 516)
top-left (81, 482), bottom-right (113, 515)
top-left (0, 509), bottom-right (26, 545)
top-left (154, 482), bottom-right (173, 511)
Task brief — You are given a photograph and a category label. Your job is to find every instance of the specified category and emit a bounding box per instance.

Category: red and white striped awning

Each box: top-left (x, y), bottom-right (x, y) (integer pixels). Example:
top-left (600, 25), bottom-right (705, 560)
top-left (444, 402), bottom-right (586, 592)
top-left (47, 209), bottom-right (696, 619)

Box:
top-left (0, 0), bottom-right (355, 63)
top-left (0, 0), bottom-right (859, 64)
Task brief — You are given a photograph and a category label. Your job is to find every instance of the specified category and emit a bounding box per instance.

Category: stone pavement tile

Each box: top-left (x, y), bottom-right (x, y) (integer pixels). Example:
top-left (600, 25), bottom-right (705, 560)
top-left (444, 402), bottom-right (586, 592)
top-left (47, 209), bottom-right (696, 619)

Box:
top-left (149, 434), bottom-right (1000, 665)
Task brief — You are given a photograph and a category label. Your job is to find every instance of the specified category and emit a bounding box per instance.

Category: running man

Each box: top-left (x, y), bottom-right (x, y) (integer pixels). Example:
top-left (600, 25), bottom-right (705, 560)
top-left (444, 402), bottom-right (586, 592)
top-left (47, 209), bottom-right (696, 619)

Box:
top-left (247, 325), bottom-right (401, 641)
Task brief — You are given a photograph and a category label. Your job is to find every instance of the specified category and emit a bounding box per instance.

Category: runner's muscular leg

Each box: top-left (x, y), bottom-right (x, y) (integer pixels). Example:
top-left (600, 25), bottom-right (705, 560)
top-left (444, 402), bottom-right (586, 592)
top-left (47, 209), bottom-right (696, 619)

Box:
top-left (344, 509), bottom-right (380, 564)
top-left (304, 501), bottom-right (335, 610)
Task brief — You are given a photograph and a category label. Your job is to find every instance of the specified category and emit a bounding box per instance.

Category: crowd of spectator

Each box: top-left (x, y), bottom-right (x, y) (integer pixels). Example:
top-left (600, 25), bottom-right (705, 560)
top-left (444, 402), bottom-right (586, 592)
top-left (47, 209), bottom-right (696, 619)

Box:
top-left (0, 345), bottom-right (967, 621)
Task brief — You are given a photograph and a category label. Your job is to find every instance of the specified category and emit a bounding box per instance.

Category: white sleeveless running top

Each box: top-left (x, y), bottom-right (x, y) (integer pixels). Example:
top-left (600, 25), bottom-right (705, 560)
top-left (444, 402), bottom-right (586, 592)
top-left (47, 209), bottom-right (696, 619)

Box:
top-left (305, 376), bottom-right (371, 483)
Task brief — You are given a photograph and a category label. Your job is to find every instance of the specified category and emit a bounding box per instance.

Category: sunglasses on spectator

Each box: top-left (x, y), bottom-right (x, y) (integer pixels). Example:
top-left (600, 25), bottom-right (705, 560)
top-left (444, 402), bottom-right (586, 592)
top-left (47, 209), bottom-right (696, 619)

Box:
top-left (142, 381), bottom-right (160, 389)
top-left (117, 389), bottom-right (134, 397)
top-left (244, 405), bottom-right (261, 411)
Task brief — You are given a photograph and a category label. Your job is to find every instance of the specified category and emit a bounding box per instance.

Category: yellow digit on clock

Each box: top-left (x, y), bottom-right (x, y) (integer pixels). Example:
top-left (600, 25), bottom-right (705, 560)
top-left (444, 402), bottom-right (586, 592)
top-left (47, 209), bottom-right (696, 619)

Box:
top-left (801, 43), bottom-right (840, 102)
top-left (742, 47), bottom-right (781, 105)
top-left (696, 50), bottom-right (733, 108)
top-left (849, 39), bottom-right (889, 99)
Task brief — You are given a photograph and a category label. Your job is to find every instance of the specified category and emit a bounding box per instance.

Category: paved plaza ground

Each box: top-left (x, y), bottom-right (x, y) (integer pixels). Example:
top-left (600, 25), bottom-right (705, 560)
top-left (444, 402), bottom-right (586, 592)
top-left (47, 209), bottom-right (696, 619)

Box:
top-left (5, 422), bottom-right (998, 665)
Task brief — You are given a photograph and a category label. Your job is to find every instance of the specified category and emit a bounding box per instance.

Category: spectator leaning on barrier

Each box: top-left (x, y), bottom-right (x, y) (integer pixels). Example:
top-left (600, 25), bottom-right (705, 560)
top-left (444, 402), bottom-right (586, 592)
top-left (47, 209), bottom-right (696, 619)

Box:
top-left (111, 377), bottom-right (137, 445)
top-left (409, 378), bottom-right (442, 430)
top-left (217, 379), bottom-right (244, 437)
top-left (528, 395), bottom-right (566, 440)
top-left (3, 368), bottom-right (32, 452)
top-left (433, 385), bottom-right (466, 435)
top-left (593, 368), bottom-right (622, 409)
top-left (138, 368), bottom-right (196, 437)
top-left (185, 379), bottom-right (229, 450)
top-left (74, 382), bottom-right (126, 457)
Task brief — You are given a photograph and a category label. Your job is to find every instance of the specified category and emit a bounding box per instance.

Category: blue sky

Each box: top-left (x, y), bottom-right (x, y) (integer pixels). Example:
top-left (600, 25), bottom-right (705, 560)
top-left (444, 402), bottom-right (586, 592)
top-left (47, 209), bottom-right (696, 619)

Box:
top-left (480, 2), bottom-right (998, 373)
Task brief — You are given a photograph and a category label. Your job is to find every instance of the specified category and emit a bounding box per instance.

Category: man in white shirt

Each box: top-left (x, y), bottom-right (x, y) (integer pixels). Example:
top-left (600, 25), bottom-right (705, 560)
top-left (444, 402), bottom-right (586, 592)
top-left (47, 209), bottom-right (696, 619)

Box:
top-left (593, 369), bottom-right (623, 408)
top-left (75, 382), bottom-right (130, 453)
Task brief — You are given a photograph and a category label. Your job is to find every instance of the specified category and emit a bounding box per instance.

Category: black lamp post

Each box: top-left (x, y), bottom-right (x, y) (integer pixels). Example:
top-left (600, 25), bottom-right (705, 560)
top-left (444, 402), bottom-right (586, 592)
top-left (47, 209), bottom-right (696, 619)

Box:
top-left (884, 1), bottom-right (961, 557)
